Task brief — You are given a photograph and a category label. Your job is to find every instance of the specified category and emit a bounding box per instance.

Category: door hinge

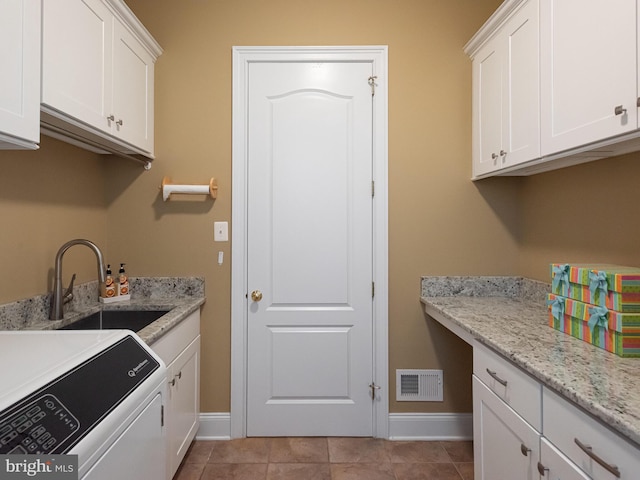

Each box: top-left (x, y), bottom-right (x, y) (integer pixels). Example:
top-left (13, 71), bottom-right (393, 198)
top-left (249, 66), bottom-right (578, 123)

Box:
top-left (161, 405), bottom-right (164, 427)
top-left (369, 382), bottom-right (381, 400)
top-left (368, 76), bottom-right (377, 96)
top-left (372, 282), bottom-right (375, 298)
top-left (371, 180), bottom-right (375, 197)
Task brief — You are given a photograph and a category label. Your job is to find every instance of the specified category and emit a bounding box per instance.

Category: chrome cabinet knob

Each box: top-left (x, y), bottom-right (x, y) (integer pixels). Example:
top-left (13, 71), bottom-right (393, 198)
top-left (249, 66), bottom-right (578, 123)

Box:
top-left (251, 290), bottom-right (263, 302)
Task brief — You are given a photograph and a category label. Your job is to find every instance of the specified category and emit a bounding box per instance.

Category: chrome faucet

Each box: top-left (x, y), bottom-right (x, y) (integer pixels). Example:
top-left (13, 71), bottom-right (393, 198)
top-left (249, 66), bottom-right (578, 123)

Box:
top-left (50, 239), bottom-right (106, 320)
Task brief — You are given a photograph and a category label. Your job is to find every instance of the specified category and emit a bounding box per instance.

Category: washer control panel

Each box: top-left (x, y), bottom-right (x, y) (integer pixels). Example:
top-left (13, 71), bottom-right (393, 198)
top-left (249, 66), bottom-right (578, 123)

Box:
top-left (0, 394), bottom-right (79, 454)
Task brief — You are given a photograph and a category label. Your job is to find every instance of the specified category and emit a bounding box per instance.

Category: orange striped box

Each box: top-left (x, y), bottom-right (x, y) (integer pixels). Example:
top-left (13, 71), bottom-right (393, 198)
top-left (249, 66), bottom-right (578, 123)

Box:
top-left (550, 264), bottom-right (640, 312)
top-left (547, 293), bottom-right (640, 357)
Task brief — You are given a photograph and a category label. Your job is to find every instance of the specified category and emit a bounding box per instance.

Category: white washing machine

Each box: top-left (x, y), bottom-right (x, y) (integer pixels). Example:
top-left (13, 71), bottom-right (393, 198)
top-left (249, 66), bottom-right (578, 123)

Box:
top-left (0, 330), bottom-right (167, 480)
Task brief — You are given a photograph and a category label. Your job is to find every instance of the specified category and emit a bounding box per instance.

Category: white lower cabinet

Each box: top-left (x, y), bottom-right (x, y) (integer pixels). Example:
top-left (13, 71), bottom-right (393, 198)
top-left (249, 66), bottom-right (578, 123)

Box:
top-left (472, 343), bottom-right (640, 480)
top-left (539, 437), bottom-right (590, 480)
top-left (543, 388), bottom-right (640, 480)
top-left (150, 310), bottom-right (201, 480)
top-left (473, 376), bottom-right (541, 480)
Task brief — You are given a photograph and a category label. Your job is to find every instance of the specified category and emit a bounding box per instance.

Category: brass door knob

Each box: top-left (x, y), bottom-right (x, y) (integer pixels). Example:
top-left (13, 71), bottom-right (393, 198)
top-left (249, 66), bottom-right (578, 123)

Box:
top-left (251, 290), bottom-right (263, 302)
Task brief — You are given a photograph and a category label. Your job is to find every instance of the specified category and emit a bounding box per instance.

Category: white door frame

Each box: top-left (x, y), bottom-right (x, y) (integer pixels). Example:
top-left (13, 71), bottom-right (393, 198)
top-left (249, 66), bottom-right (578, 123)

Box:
top-left (230, 46), bottom-right (389, 439)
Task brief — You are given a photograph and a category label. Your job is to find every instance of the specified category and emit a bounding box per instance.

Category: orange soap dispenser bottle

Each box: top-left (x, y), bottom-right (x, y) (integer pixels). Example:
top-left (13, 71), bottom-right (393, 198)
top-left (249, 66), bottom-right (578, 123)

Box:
top-left (104, 264), bottom-right (117, 298)
top-left (117, 263), bottom-right (129, 296)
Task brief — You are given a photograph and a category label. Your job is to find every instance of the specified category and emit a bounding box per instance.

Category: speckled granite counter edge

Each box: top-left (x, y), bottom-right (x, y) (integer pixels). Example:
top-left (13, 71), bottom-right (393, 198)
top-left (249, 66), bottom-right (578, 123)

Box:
top-left (0, 277), bottom-right (205, 346)
top-left (420, 275), bottom-right (640, 447)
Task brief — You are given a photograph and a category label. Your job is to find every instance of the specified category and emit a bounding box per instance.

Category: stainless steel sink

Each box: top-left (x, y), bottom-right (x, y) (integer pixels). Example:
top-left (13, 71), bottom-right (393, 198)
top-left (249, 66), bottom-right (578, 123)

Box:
top-left (59, 310), bottom-right (170, 331)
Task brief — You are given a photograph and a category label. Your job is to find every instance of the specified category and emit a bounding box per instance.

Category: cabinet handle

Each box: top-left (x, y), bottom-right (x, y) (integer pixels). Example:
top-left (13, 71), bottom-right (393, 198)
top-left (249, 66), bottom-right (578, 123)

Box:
top-left (116, 119), bottom-right (124, 126)
top-left (614, 105), bottom-right (627, 116)
top-left (537, 462), bottom-right (548, 476)
top-left (169, 378), bottom-right (176, 387)
top-left (574, 438), bottom-right (621, 478)
top-left (520, 443), bottom-right (531, 456)
top-left (176, 371), bottom-right (182, 380)
top-left (499, 150), bottom-right (506, 156)
top-left (107, 114), bottom-right (115, 122)
top-left (491, 153), bottom-right (498, 160)
top-left (486, 368), bottom-right (508, 386)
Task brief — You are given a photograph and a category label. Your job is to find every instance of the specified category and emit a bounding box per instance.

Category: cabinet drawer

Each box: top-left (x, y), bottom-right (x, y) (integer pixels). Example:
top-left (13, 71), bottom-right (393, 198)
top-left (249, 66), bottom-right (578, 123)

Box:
top-left (543, 387), bottom-right (640, 479)
top-left (151, 310), bottom-right (200, 366)
top-left (474, 341), bottom-right (542, 430)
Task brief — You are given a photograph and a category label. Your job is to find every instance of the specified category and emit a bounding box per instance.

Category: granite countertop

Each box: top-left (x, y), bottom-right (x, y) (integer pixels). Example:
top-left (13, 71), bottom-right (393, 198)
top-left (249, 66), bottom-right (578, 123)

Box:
top-left (420, 276), bottom-right (640, 447)
top-left (0, 277), bottom-right (205, 346)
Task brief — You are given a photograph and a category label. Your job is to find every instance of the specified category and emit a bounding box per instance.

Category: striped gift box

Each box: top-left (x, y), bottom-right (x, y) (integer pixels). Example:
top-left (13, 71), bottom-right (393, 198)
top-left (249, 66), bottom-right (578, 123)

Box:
top-left (547, 293), bottom-right (640, 357)
top-left (550, 264), bottom-right (640, 312)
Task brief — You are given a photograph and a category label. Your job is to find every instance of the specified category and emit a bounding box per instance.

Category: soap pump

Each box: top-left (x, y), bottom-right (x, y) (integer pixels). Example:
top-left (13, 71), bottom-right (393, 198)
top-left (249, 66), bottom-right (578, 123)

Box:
top-left (104, 264), bottom-right (116, 298)
top-left (117, 263), bottom-right (129, 296)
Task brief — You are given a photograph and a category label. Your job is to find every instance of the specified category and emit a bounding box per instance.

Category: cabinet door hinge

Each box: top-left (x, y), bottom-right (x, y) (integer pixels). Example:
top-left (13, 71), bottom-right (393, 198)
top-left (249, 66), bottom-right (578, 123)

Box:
top-left (161, 405), bottom-right (164, 427)
top-left (372, 282), bottom-right (375, 298)
top-left (371, 180), bottom-right (375, 197)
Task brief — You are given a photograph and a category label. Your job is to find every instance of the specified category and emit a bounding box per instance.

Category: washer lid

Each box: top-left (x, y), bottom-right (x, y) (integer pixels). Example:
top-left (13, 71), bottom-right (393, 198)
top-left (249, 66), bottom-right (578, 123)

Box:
top-left (0, 331), bottom-right (128, 408)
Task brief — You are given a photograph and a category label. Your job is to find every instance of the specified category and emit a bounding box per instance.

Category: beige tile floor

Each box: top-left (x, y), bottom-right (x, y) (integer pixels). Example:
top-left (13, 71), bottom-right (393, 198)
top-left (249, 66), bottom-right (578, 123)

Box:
top-left (174, 437), bottom-right (474, 480)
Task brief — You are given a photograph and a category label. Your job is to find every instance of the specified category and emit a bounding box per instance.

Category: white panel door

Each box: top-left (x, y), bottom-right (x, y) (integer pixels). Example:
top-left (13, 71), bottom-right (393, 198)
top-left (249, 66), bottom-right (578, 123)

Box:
top-left (0, 0), bottom-right (40, 148)
top-left (112, 20), bottom-right (154, 152)
top-left (247, 61), bottom-right (374, 436)
top-left (473, 39), bottom-right (504, 177)
top-left (541, 0), bottom-right (637, 155)
top-left (504, 0), bottom-right (539, 165)
top-left (41, 0), bottom-right (113, 132)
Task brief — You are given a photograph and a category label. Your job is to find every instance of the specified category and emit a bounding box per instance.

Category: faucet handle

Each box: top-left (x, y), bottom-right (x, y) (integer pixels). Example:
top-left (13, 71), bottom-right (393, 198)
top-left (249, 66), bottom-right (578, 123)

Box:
top-left (63, 273), bottom-right (76, 304)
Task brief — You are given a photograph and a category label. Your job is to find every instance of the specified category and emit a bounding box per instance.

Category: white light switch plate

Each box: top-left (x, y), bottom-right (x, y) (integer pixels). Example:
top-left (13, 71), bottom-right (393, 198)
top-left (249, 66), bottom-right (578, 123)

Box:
top-left (214, 221), bottom-right (228, 242)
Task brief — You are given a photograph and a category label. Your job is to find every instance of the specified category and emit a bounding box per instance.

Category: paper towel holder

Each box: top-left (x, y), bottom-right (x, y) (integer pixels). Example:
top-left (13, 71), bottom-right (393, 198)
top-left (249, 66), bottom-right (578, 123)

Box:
top-left (160, 176), bottom-right (218, 201)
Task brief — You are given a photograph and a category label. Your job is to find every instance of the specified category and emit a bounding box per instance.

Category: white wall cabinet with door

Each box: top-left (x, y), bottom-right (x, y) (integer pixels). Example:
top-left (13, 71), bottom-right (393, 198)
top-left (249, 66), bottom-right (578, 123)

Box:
top-left (468, 0), bottom-right (540, 178)
top-left (540, 0), bottom-right (638, 156)
top-left (468, 0), bottom-right (640, 177)
top-left (41, 0), bottom-right (161, 157)
top-left (151, 310), bottom-right (201, 480)
top-left (0, 0), bottom-right (40, 150)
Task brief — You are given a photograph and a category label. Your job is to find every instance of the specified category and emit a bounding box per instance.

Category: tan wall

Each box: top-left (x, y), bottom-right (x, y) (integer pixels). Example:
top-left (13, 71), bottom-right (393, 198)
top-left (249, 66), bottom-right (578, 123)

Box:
top-left (518, 153), bottom-right (640, 281)
top-left (119, 0), bottom-right (508, 414)
top-left (0, 0), bottom-right (533, 417)
top-left (0, 136), bottom-right (107, 304)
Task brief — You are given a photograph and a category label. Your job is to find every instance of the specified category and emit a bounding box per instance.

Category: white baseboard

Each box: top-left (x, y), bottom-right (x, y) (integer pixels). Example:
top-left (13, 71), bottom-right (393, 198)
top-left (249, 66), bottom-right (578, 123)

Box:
top-left (196, 412), bottom-right (472, 441)
top-left (196, 413), bottom-right (231, 440)
top-left (388, 413), bottom-right (473, 441)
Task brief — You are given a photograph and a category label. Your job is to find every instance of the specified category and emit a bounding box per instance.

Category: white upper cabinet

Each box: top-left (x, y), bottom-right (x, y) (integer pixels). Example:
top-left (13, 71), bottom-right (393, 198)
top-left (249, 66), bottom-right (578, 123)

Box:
top-left (469, 0), bottom-right (540, 178)
top-left (468, 0), bottom-right (640, 177)
top-left (41, 0), bottom-right (161, 157)
top-left (0, 0), bottom-right (41, 150)
top-left (540, 0), bottom-right (637, 155)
